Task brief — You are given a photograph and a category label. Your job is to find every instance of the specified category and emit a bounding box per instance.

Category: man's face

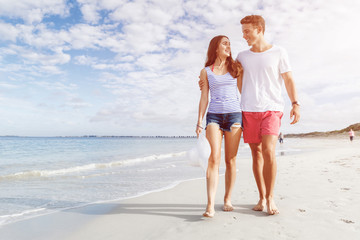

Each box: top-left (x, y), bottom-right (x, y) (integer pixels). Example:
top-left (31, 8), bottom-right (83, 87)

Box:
top-left (242, 23), bottom-right (260, 46)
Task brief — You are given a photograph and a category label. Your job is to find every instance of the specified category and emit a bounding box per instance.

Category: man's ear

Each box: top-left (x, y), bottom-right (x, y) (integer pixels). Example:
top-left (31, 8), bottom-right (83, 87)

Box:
top-left (257, 26), bottom-right (263, 34)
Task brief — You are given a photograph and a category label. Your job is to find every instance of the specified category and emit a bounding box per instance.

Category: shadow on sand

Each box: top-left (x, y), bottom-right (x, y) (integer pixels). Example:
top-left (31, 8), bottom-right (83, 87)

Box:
top-left (65, 202), bottom-right (270, 222)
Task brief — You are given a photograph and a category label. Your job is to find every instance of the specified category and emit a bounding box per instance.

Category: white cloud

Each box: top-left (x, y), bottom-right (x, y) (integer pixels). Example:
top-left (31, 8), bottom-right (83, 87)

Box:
top-left (121, 22), bottom-right (167, 54)
top-left (167, 36), bottom-right (189, 50)
top-left (37, 65), bottom-right (64, 75)
top-left (74, 55), bottom-right (98, 65)
top-left (16, 24), bottom-right (68, 49)
top-left (136, 53), bottom-right (170, 71)
top-left (0, 0), bottom-right (69, 24)
top-left (115, 55), bottom-right (135, 62)
top-left (1, 0), bottom-right (360, 136)
top-left (68, 24), bottom-right (107, 49)
top-left (0, 82), bottom-right (19, 89)
top-left (63, 97), bottom-right (93, 109)
top-left (32, 81), bottom-right (77, 91)
top-left (0, 22), bottom-right (19, 41)
top-left (92, 63), bottom-right (134, 71)
top-left (7, 44), bottom-right (70, 66)
top-left (80, 3), bottom-right (101, 24)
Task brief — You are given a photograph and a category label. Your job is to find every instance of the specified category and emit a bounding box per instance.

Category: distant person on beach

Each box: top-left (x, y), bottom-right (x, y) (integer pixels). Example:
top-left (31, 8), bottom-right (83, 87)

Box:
top-left (196, 35), bottom-right (243, 218)
top-left (278, 132), bottom-right (284, 144)
top-left (349, 129), bottom-right (355, 141)
top-left (199, 15), bottom-right (300, 215)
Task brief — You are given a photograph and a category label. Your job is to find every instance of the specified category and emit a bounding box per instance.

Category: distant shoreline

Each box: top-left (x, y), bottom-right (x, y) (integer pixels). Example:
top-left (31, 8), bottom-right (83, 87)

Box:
top-left (0, 135), bottom-right (197, 138)
top-left (2, 123), bottom-right (359, 139)
top-left (285, 123), bottom-right (360, 138)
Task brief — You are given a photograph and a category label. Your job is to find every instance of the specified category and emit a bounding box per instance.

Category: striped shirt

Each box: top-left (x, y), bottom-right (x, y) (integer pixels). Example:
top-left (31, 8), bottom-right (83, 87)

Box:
top-left (206, 67), bottom-right (241, 114)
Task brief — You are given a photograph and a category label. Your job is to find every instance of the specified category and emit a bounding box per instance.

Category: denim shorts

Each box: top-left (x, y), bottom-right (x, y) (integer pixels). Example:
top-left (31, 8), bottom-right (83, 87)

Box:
top-left (206, 112), bottom-right (243, 132)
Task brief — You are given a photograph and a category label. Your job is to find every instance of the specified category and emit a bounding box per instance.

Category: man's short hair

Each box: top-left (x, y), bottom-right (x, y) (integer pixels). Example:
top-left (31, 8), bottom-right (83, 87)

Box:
top-left (240, 15), bottom-right (265, 33)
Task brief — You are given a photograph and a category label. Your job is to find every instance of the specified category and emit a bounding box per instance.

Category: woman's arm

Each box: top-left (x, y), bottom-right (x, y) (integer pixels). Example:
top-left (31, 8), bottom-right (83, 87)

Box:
top-left (196, 68), bottom-right (209, 137)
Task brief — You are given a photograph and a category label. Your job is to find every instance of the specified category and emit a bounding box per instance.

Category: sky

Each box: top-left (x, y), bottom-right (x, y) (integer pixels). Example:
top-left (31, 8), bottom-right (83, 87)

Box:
top-left (0, 0), bottom-right (360, 137)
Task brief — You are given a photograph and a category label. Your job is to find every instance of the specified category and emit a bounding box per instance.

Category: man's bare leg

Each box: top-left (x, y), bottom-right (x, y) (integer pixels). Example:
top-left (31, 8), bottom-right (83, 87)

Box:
top-left (249, 143), bottom-right (266, 211)
top-left (261, 135), bottom-right (279, 215)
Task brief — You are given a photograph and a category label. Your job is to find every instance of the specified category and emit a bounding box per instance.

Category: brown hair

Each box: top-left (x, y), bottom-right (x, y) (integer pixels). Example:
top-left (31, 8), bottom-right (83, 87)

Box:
top-left (204, 35), bottom-right (242, 78)
top-left (240, 15), bottom-right (265, 33)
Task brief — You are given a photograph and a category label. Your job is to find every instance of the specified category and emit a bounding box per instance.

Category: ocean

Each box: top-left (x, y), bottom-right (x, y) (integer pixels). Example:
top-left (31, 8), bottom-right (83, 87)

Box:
top-left (0, 136), bottom-right (301, 226)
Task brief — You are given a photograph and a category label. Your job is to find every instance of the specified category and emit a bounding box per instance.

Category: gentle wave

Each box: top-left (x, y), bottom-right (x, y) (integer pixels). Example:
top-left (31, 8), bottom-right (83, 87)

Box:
top-left (0, 151), bottom-right (187, 181)
top-left (0, 208), bottom-right (47, 226)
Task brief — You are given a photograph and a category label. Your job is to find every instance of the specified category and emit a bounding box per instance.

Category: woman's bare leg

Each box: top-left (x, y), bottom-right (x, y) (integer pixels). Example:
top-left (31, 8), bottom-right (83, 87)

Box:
top-left (203, 123), bottom-right (223, 217)
top-left (223, 124), bottom-right (242, 211)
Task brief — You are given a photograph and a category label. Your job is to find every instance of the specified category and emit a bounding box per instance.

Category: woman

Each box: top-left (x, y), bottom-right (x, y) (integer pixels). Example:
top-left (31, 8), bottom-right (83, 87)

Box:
top-left (196, 35), bottom-right (243, 217)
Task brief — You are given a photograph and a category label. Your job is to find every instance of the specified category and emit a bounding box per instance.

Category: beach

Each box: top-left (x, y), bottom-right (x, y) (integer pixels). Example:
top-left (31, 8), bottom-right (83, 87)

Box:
top-left (0, 137), bottom-right (359, 240)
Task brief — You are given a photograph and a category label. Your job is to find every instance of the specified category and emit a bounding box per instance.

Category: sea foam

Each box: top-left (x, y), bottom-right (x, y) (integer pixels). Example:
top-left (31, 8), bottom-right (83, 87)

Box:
top-left (0, 151), bottom-right (187, 181)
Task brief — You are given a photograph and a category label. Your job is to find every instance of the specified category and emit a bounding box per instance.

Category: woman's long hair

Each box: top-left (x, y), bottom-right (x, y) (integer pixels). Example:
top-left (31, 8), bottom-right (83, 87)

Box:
top-left (204, 35), bottom-right (242, 78)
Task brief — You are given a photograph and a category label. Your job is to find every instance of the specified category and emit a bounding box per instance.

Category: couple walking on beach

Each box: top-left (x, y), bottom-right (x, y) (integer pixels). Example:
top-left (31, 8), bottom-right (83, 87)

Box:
top-left (196, 15), bottom-right (300, 217)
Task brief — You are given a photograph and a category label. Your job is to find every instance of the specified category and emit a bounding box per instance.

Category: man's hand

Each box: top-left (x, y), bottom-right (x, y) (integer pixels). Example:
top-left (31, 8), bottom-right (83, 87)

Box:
top-left (198, 76), bottom-right (205, 91)
top-left (290, 105), bottom-right (300, 124)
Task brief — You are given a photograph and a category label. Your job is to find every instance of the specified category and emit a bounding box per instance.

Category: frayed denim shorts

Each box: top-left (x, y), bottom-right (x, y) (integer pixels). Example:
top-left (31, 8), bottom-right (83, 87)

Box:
top-left (206, 112), bottom-right (243, 132)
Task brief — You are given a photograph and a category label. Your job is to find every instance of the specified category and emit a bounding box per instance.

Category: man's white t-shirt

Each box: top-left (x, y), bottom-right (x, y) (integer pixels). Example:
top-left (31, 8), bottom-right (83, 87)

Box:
top-left (236, 45), bottom-right (291, 112)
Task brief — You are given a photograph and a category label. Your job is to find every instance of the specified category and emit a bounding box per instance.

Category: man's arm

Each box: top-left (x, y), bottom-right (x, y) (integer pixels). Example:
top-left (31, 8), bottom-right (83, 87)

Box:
top-left (237, 72), bottom-right (243, 94)
top-left (198, 75), bottom-right (206, 90)
top-left (282, 71), bottom-right (300, 124)
top-left (236, 60), bottom-right (243, 94)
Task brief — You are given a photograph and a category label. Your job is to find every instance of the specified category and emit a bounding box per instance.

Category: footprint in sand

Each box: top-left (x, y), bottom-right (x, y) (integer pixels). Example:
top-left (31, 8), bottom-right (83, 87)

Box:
top-left (340, 219), bottom-right (354, 224)
top-left (329, 201), bottom-right (338, 208)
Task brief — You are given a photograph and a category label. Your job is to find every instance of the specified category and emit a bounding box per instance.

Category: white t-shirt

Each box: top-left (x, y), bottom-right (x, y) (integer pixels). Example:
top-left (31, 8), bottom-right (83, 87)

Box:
top-left (236, 45), bottom-right (291, 112)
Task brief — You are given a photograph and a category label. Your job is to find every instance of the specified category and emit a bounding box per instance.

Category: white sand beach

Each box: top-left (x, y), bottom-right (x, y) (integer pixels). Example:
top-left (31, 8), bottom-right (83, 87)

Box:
top-left (0, 137), bottom-right (359, 240)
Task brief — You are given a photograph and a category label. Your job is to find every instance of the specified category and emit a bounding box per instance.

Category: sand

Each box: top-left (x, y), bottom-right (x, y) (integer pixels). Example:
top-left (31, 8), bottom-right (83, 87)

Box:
top-left (0, 138), bottom-right (359, 240)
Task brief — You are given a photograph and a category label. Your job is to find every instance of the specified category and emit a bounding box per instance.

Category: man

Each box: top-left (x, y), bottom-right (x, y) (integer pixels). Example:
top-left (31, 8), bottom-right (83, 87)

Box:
top-left (237, 15), bottom-right (300, 215)
top-left (199, 15), bottom-right (300, 215)
top-left (278, 132), bottom-right (284, 144)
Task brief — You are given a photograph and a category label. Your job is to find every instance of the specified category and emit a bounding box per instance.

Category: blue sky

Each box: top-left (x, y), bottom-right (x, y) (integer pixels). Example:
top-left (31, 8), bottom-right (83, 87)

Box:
top-left (1, 0), bottom-right (360, 136)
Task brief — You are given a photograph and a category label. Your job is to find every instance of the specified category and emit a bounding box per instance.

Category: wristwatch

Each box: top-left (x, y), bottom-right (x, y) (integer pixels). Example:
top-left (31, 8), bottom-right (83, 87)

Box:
top-left (292, 101), bottom-right (300, 106)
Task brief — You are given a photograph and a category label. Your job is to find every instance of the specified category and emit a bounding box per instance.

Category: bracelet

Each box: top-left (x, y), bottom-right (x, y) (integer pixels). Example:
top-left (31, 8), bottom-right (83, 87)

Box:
top-left (197, 124), bottom-right (203, 129)
top-left (292, 101), bottom-right (300, 106)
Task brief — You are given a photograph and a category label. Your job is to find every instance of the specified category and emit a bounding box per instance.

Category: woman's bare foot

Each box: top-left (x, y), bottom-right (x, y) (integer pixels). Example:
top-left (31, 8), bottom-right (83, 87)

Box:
top-left (266, 198), bottom-right (279, 215)
top-left (252, 199), bottom-right (266, 211)
top-left (203, 206), bottom-right (215, 218)
top-left (223, 201), bottom-right (234, 211)
top-left (203, 211), bottom-right (215, 217)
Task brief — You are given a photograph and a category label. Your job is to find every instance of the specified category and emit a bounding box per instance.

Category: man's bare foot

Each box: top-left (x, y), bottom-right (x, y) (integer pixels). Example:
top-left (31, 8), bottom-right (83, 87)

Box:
top-left (203, 206), bottom-right (215, 217)
top-left (266, 198), bottom-right (279, 215)
top-left (252, 199), bottom-right (266, 211)
top-left (223, 202), bottom-right (234, 211)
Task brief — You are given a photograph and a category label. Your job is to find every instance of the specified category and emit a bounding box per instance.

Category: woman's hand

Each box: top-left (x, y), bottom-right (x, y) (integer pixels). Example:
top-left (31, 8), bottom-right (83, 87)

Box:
top-left (196, 124), bottom-right (203, 137)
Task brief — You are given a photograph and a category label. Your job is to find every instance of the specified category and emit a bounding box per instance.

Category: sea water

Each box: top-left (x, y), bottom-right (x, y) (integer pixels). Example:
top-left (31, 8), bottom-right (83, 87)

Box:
top-left (0, 136), bottom-right (300, 226)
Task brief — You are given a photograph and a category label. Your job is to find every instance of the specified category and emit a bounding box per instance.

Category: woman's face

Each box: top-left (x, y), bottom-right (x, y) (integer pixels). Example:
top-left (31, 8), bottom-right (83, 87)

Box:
top-left (217, 37), bottom-right (231, 58)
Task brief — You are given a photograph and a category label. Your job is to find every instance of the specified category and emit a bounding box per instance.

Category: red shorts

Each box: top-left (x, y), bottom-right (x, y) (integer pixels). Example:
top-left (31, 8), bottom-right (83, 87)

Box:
top-left (242, 111), bottom-right (283, 143)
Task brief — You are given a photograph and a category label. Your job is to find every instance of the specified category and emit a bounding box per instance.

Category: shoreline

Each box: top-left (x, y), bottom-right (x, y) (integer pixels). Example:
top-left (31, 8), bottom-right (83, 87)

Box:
top-left (0, 138), bottom-right (302, 227)
top-left (0, 173), bottom-right (208, 228)
top-left (1, 138), bottom-right (359, 239)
